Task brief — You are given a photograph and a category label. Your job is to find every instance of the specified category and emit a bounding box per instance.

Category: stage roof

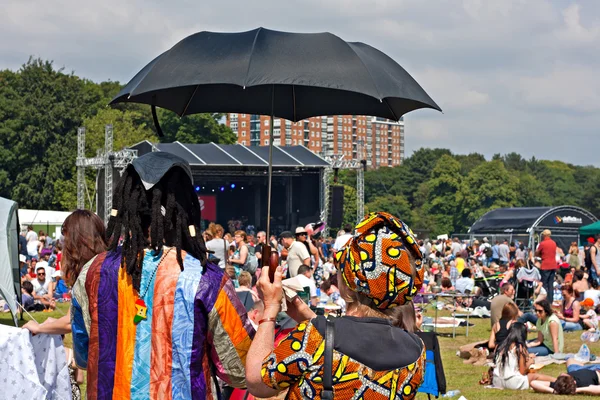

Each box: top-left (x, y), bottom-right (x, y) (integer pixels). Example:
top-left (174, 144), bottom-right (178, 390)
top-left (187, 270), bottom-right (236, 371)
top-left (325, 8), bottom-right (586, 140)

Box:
top-left (468, 206), bottom-right (597, 234)
top-left (129, 141), bottom-right (330, 168)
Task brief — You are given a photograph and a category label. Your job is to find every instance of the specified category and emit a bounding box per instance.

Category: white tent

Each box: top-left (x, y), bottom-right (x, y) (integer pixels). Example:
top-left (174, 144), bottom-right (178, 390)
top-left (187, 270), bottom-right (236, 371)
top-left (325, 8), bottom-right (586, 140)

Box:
top-left (0, 197), bottom-right (19, 326)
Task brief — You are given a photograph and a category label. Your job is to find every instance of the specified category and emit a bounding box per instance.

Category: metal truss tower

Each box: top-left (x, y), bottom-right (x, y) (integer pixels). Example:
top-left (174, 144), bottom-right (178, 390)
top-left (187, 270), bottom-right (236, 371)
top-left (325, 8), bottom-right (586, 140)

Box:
top-left (75, 125), bottom-right (138, 223)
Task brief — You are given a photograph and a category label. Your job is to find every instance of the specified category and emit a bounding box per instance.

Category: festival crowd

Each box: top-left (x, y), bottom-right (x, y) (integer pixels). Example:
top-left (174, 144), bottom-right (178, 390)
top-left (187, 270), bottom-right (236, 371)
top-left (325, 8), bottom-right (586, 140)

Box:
top-left (9, 150), bottom-right (600, 399)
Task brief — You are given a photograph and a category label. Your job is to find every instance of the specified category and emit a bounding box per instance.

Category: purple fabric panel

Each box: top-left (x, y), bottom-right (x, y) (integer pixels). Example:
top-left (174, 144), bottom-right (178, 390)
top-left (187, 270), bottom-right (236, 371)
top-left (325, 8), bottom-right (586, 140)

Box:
top-left (96, 248), bottom-right (122, 400)
top-left (190, 261), bottom-right (224, 400)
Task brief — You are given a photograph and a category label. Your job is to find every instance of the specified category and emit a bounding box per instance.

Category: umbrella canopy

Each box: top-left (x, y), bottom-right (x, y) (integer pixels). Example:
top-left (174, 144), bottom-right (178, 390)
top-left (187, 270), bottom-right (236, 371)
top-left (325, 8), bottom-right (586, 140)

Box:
top-left (111, 27), bottom-right (441, 121)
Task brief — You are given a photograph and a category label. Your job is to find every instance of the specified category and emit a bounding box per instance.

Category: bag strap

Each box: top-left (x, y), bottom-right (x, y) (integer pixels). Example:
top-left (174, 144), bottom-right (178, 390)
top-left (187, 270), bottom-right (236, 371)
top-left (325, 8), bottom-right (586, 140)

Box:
top-left (322, 317), bottom-right (335, 400)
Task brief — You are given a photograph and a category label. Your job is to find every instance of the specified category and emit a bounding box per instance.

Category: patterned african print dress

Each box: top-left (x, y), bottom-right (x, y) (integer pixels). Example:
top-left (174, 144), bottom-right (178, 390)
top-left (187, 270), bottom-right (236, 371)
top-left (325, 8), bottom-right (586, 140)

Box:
top-left (71, 247), bottom-right (254, 400)
top-left (262, 315), bottom-right (425, 399)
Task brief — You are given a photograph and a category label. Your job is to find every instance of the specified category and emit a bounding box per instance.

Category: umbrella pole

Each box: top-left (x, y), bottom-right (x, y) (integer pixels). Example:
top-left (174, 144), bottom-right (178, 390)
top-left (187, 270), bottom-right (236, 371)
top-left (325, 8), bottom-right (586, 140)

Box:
top-left (266, 95), bottom-right (275, 242)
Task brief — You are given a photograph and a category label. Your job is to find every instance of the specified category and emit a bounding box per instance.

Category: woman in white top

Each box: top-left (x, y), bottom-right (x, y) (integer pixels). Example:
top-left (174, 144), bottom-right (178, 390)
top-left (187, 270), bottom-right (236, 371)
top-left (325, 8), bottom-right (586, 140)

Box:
top-left (493, 322), bottom-right (538, 390)
top-left (205, 222), bottom-right (228, 269)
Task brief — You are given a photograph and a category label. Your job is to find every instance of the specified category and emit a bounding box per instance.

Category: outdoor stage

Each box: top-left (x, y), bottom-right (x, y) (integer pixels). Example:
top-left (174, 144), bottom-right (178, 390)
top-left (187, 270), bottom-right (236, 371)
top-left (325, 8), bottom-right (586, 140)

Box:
top-left (130, 141), bottom-right (330, 234)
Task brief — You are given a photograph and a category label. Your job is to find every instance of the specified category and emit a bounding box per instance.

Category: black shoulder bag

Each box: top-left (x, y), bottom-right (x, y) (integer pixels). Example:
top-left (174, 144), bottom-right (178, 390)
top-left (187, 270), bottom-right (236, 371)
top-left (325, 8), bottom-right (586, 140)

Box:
top-left (322, 317), bottom-right (335, 400)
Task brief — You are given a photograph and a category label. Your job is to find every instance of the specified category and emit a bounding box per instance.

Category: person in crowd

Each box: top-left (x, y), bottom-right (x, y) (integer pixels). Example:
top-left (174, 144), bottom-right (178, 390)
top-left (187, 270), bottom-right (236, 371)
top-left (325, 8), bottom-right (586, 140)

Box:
top-left (254, 230), bottom-right (267, 268)
top-left (18, 232), bottom-right (28, 259)
top-left (26, 225), bottom-right (40, 260)
top-left (31, 266), bottom-right (55, 310)
top-left (51, 270), bottom-right (69, 300)
top-left (224, 232), bottom-right (234, 247)
top-left (236, 271), bottom-right (260, 311)
top-left (279, 230), bottom-right (310, 278)
top-left (491, 283), bottom-right (516, 326)
top-left (295, 226), bottom-right (319, 269)
top-left (555, 284), bottom-right (582, 332)
top-left (449, 260), bottom-right (459, 287)
top-left (584, 279), bottom-right (600, 306)
top-left (569, 242), bottom-right (581, 269)
top-left (515, 243), bottom-right (527, 262)
top-left (526, 299), bottom-right (564, 356)
top-left (332, 224), bottom-right (353, 252)
top-left (23, 258), bottom-right (38, 282)
top-left (441, 277), bottom-right (455, 292)
top-left (295, 265), bottom-right (318, 307)
top-left (489, 302), bottom-right (520, 351)
top-left (498, 239), bottom-right (510, 265)
top-left (492, 323), bottom-right (536, 390)
top-left (70, 152), bottom-right (252, 398)
top-left (246, 212), bottom-right (426, 399)
top-left (451, 237), bottom-right (462, 256)
top-left (491, 240), bottom-right (501, 265)
top-left (579, 298), bottom-right (598, 331)
top-left (205, 222), bottom-right (228, 269)
top-left (455, 268), bottom-right (475, 294)
top-left (23, 209), bottom-right (107, 337)
top-left (538, 229), bottom-right (558, 304)
top-left (572, 269), bottom-right (589, 299)
top-left (20, 280), bottom-right (35, 311)
top-left (228, 230), bottom-right (250, 282)
top-left (530, 359), bottom-right (600, 395)
top-left (589, 234), bottom-right (600, 286)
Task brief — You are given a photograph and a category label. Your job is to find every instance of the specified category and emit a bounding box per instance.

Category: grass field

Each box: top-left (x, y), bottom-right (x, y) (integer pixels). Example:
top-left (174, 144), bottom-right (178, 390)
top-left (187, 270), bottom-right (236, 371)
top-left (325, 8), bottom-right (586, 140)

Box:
top-left (0, 304), bottom-right (587, 399)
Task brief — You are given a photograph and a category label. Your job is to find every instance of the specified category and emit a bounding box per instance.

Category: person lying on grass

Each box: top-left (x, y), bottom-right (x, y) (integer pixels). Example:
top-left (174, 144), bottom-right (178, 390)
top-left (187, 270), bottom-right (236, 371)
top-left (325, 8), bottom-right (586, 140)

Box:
top-left (530, 358), bottom-right (600, 395)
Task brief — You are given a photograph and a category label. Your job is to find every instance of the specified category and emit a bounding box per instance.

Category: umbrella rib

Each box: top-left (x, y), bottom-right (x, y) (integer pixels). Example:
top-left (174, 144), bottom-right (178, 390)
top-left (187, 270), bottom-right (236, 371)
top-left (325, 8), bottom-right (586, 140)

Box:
top-left (346, 43), bottom-right (384, 103)
top-left (243, 27), bottom-right (263, 89)
top-left (180, 84), bottom-right (200, 116)
top-left (382, 98), bottom-right (399, 121)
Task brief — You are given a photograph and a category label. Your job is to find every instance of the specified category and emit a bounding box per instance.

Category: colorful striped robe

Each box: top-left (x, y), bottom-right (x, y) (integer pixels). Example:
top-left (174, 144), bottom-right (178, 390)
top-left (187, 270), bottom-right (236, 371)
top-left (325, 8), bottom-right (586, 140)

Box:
top-left (71, 247), bottom-right (254, 399)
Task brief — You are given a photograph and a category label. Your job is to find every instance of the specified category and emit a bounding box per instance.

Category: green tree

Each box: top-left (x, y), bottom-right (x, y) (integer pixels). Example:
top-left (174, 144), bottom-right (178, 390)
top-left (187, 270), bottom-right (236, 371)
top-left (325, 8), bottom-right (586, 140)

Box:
top-left (157, 110), bottom-right (237, 144)
top-left (365, 194), bottom-right (412, 224)
top-left (459, 159), bottom-right (519, 229)
top-left (341, 184), bottom-right (357, 229)
top-left (454, 152), bottom-right (486, 175)
top-left (516, 173), bottom-right (551, 207)
top-left (400, 148), bottom-right (452, 203)
top-left (421, 155), bottom-right (463, 235)
top-left (0, 58), bottom-right (107, 209)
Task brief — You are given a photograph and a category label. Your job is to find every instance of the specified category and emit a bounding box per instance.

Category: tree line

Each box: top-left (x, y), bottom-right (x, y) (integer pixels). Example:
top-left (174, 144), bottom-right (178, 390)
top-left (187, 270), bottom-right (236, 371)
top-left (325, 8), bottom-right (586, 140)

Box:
top-left (0, 58), bottom-right (236, 210)
top-left (336, 149), bottom-right (600, 236)
top-left (1, 58), bottom-right (599, 235)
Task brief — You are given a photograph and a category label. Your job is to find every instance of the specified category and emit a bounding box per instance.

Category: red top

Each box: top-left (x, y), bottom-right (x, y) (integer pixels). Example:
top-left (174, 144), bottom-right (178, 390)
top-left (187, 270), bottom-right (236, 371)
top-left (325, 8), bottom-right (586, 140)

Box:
top-left (538, 237), bottom-right (558, 270)
top-left (56, 252), bottom-right (62, 270)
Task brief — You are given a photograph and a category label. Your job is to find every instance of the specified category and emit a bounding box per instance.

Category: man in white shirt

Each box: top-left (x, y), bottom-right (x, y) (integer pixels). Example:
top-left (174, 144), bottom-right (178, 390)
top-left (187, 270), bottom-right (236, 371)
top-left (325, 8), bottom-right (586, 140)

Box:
top-left (455, 268), bottom-right (475, 294)
top-left (280, 231), bottom-right (310, 278)
top-left (295, 265), bottom-right (318, 307)
top-left (31, 266), bottom-right (55, 310)
top-left (333, 224), bottom-right (354, 252)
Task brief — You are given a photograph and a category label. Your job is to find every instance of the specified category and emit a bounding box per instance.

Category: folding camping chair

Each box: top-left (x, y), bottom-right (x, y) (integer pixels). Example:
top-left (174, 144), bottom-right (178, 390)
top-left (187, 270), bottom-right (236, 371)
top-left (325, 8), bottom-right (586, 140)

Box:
top-left (416, 331), bottom-right (447, 399)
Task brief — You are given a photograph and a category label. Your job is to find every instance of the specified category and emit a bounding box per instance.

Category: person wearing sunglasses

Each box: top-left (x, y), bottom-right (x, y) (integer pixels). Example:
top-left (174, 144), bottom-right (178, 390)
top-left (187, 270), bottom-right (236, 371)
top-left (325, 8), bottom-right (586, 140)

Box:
top-left (31, 267), bottom-right (55, 311)
top-left (526, 299), bottom-right (564, 356)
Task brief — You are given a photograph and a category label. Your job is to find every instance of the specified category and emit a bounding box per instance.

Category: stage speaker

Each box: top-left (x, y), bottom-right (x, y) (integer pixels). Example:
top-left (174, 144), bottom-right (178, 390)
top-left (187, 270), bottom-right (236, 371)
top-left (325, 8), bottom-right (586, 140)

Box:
top-left (328, 185), bottom-right (344, 229)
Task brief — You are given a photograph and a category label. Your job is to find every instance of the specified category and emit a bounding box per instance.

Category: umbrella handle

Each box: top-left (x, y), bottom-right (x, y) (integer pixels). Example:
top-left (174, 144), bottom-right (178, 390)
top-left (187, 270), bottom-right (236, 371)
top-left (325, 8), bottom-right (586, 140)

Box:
top-left (151, 105), bottom-right (164, 137)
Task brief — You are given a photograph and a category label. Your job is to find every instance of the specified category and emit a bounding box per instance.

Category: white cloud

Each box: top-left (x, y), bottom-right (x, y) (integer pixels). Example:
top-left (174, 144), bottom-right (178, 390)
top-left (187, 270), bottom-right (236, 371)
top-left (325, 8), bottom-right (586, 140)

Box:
top-left (0, 0), bottom-right (599, 165)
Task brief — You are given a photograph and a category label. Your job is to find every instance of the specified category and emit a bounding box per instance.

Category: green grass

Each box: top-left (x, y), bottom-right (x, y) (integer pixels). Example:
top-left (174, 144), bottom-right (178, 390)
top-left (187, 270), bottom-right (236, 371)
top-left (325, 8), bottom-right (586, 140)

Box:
top-left (0, 305), bottom-right (587, 399)
top-left (415, 310), bottom-right (584, 399)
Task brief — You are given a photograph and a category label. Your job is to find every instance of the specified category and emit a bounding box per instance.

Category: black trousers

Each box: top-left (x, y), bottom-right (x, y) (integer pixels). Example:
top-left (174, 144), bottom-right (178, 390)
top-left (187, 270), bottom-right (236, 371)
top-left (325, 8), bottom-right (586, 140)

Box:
top-left (540, 269), bottom-right (556, 304)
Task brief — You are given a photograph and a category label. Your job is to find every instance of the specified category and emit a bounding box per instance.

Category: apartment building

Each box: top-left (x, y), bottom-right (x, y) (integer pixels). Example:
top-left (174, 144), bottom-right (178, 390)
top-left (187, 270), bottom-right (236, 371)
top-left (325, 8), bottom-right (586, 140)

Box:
top-left (227, 113), bottom-right (404, 168)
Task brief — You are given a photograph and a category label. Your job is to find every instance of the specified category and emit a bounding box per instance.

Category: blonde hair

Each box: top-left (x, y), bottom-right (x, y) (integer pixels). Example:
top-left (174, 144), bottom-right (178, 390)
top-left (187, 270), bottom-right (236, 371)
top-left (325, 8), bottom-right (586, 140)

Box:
top-left (238, 271), bottom-right (252, 288)
top-left (208, 222), bottom-right (224, 238)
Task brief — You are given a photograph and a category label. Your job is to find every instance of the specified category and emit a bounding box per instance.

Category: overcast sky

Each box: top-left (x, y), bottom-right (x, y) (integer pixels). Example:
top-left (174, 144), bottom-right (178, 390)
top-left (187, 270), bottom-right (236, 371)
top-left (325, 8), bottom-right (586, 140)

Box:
top-left (2, 0), bottom-right (599, 165)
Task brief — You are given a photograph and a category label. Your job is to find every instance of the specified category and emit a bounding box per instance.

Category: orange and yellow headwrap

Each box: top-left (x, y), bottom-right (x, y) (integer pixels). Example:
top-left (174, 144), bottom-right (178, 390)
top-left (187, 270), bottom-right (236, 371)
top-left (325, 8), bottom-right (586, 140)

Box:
top-left (335, 212), bottom-right (424, 310)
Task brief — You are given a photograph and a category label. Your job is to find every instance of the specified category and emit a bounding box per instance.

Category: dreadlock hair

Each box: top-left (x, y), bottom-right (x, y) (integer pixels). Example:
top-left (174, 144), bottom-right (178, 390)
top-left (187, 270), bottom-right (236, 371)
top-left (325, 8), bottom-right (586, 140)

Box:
top-left (106, 165), bottom-right (208, 291)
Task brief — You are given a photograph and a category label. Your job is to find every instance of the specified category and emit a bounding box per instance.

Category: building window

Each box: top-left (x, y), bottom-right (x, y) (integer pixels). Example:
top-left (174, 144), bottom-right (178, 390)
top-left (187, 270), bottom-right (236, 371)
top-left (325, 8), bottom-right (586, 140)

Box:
top-left (241, 114), bottom-right (246, 118)
top-left (242, 140), bottom-right (246, 145)
top-left (293, 139), bottom-right (297, 145)
top-left (242, 131), bottom-right (246, 137)
top-left (264, 119), bottom-right (269, 126)
top-left (231, 113), bottom-right (238, 118)
top-left (264, 139), bottom-right (269, 145)
top-left (241, 121), bottom-right (246, 127)
top-left (264, 130), bottom-right (269, 136)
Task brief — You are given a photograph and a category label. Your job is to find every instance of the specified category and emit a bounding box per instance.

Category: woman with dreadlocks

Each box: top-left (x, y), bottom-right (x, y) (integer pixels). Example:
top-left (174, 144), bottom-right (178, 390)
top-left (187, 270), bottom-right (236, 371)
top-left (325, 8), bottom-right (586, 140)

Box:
top-left (71, 152), bottom-right (253, 400)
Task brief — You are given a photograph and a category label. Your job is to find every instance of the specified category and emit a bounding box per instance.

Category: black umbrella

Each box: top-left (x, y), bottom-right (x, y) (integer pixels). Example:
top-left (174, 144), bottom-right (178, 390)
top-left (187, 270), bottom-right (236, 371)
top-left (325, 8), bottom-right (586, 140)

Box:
top-left (111, 27), bottom-right (441, 248)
